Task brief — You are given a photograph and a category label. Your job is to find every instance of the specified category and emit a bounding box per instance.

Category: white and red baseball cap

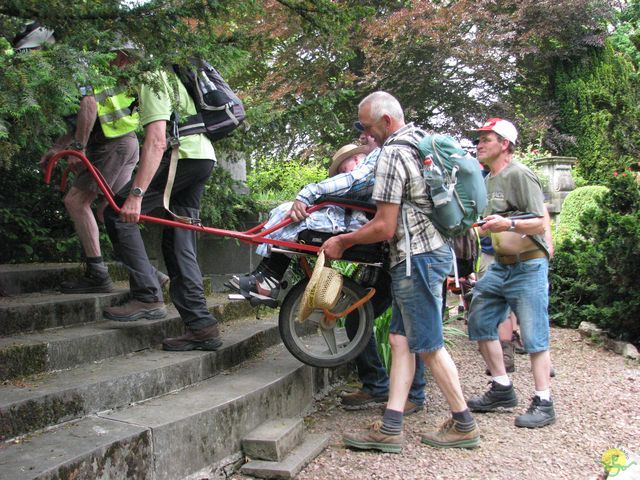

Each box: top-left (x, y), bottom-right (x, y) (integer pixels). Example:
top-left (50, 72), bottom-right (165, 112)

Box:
top-left (471, 118), bottom-right (518, 144)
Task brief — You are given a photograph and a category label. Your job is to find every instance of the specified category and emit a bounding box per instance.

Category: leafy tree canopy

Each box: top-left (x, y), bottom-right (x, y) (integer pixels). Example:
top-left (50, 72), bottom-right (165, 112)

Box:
top-left (1, 0), bottom-right (618, 166)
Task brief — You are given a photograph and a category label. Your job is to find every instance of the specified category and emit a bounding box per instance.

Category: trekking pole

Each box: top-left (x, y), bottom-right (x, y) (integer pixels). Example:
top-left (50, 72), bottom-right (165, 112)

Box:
top-left (473, 213), bottom-right (539, 228)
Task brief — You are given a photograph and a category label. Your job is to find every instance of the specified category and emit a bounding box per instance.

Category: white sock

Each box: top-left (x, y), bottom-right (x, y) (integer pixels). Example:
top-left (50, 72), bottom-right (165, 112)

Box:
top-left (535, 390), bottom-right (551, 401)
top-left (492, 375), bottom-right (511, 386)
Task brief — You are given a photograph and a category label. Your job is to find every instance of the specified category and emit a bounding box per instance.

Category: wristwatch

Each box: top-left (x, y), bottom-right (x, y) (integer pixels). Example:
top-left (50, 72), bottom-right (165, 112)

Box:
top-left (70, 140), bottom-right (85, 151)
top-left (508, 219), bottom-right (517, 232)
top-left (131, 186), bottom-right (145, 198)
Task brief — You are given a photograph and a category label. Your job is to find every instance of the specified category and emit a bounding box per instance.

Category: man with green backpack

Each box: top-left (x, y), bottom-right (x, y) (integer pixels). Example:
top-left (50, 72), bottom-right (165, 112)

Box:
top-left (323, 91), bottom-right (480, 453)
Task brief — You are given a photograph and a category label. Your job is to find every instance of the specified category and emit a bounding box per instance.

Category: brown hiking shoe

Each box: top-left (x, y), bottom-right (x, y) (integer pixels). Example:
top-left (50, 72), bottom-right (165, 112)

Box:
top-left (162, 324), bottom-right (223, 351)
top-left (341, 390), bottom-right (388, 410)
top-left (378, 399), bottom-right (425, 417)
top-left (103, 299), bottom-right (167, 322)
top-left (343, 420), bottom-right (403, 453)
top-left (403, 400), bottom-right (424, 416)
top-left (485, 340), bottom-right (515, 375)
top-left (61, 268), bottom-right (114, 294)
top-left (420, 417), bottom-right (480, 449)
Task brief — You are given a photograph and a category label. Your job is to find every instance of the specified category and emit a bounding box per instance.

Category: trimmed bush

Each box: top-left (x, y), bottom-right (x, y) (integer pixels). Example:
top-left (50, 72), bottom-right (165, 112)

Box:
top-left (550, 173), bottom-right (640, 345)
top-left (555, 185), bottom-right (608, 244)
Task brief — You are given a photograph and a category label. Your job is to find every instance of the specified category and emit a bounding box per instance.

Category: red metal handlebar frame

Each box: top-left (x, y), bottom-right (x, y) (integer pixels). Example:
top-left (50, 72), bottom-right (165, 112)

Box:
top-left (44, 150), bottom-right (377, 254)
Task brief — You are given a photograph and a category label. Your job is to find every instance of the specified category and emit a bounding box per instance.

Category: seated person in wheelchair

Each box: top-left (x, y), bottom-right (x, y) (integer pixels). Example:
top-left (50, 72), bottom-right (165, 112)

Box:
top-left (229, 134), bottom-right (380, 305)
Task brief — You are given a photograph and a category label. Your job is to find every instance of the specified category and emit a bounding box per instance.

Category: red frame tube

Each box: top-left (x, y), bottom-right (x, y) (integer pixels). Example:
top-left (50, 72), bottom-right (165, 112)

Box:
top-left (44, 150), bottom-right (376, 254)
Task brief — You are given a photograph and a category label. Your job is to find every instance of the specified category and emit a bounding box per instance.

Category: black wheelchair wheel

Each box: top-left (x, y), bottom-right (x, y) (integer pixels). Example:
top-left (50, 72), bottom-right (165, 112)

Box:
top-left (278, 277), bottom-right (375, 368)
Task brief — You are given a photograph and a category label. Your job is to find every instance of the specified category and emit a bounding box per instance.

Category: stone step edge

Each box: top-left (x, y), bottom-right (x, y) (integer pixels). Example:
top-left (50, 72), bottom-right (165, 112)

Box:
top-left (0, 317), bottom-right (280, 442)
top-left (240, 433), bottom-right (331, 479)
top-left (0, 295), bottom-right (263, 380)
top-left (242, 417), bottom-right (305, 462)
top-left (1, 346), bottom-right (342, 480)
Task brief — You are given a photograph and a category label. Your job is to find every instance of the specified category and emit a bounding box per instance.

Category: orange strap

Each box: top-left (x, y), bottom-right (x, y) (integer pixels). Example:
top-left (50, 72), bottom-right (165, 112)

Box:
top-left (322, 287), bottom-right (376, 323)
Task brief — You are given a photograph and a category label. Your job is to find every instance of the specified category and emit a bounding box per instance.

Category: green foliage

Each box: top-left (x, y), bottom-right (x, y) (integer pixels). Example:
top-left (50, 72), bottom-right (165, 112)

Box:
top-left (246, 157), bottom-right (327, 205)
top-left (555, 185), bottom-right (608, 243)
top-left (610, 0), bottom-right (640, 68)
top-left (373, 307), bottom-right (392, 370)
top-left (199, 168), bottom-right (259, 230)
top-left (513, 145), bottom-right (551, 192)
top-left (0, 163), bottom-right (83, 263)
top-left (550, 173), bottom-right (640, 345)
top-left (553, 41), bottom-right (640, 183)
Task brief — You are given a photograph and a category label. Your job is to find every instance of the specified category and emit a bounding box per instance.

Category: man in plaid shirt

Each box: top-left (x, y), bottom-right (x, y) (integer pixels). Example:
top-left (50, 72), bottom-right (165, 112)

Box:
top-left (323, 91), bottom-right (480, 453)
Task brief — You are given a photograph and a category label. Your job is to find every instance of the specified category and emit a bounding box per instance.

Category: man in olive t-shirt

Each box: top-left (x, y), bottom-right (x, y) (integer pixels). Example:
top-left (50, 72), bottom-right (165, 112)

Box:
top-left (466, 118), bottom-right (555, 429)
top-left (103, 69), bottom-right (222, 352)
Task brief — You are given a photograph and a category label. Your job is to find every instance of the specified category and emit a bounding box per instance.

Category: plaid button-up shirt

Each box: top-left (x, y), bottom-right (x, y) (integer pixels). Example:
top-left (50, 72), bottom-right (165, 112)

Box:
top-left (372, 123), bottom-right (445, 267)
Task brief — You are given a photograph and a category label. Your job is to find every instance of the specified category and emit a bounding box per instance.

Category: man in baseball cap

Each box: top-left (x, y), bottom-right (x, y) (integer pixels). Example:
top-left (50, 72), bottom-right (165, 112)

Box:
top-left (470, 117), bottom-right (518, 147)
top-left (465, 116), bottom-right (556, 429)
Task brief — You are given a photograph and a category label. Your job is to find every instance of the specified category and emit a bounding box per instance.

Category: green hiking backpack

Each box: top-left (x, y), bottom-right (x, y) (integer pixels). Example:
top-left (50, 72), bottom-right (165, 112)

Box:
top-left (393, 134), bottom-right (487, 237)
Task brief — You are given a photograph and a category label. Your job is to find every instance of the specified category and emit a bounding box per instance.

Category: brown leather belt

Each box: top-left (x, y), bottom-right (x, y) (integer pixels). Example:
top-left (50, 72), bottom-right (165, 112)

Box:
top-left (495, 249), bottom-right (546, 265)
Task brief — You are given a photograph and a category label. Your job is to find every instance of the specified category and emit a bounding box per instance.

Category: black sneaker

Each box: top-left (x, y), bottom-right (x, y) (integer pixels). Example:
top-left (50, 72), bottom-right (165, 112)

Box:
top-left (61, 270), bottom-right (114, 294)
top-left (467, 381), bottom-right (518, 412)
top-left (515, 396), bottom-right (556, 428)
top-left (228, 272), bottom-right (280, 306)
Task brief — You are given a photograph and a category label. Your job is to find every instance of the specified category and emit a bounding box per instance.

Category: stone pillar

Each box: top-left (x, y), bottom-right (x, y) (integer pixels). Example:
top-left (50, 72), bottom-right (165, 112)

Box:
top-left (217, 150), bottom-right (249, 195)
top-left (533, 156), bottom-right (577, 217)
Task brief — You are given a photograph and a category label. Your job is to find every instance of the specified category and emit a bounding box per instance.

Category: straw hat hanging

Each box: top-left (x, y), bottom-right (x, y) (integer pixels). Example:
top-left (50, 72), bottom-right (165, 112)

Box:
top-left (297, 251), bottom-right (343, 321)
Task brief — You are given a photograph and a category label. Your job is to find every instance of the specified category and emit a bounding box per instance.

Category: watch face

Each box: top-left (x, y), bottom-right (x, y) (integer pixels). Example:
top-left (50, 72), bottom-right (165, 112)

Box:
top-left (132, 187), bottom-right (144, 197)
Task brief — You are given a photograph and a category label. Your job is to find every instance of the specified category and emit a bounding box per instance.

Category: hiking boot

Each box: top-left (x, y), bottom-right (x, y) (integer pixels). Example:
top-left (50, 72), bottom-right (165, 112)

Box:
top-left (467, 381), bottom-right (518, 412)
top-left (341, 390), bottom-right (388, 410)
top-left (103, 299), bottom-right (167, 322)
top-left (343, 420), bottom-right (403, 453)
top-left (514, 396), bottom-right (556, 428)
top-left (162, 323), bottom-right (223, 351)
top-left (377, 399), bottom-right (425, 416)
top-left (485, 340), bottom-right (516, 375)
top-left (228, 271), bottom-right (280, 306)
top-left (512, 331), bottom-right (526, 355)
top-left (61, 269), bottom-right (114, 294)
top-left (420, 417), bottom-right (480, 449)
top-left (403, 400), bottom-right (424, 417)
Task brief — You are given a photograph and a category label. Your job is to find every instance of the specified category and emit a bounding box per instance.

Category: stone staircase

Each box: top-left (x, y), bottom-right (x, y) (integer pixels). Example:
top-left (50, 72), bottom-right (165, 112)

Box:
top-left (0, 264), bottom-right (337, 479)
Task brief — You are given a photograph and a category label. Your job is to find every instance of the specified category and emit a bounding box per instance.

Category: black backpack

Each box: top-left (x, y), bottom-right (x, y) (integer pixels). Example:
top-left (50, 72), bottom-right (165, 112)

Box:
top-left (172, 59), bottom-right (246, 142)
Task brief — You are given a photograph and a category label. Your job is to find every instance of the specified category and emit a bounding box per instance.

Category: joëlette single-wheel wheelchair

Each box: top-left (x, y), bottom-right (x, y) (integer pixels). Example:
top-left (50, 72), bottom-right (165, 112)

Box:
top-left (44, 150), bottom-right (391, 369)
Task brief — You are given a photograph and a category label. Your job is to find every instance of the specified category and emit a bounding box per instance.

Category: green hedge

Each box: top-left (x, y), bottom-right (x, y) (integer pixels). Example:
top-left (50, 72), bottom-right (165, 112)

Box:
top-left (555, 185), bottom-right (608, 244)
top-left (550, 173), bottom-right (640, 345)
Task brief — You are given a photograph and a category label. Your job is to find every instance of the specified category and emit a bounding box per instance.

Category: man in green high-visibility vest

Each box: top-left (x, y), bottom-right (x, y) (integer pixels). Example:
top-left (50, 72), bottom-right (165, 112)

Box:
top-left (39, 41), bottom-right (144, 294)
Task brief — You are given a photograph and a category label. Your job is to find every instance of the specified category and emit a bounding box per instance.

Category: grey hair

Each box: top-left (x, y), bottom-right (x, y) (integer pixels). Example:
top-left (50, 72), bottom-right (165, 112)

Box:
top-left (359, 91), bottom-right (404, 123)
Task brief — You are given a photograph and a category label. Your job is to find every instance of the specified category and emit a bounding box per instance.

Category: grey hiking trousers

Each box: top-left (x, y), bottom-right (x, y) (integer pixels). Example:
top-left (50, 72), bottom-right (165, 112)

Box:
top-left (105, 153), bottom-right (217, 330)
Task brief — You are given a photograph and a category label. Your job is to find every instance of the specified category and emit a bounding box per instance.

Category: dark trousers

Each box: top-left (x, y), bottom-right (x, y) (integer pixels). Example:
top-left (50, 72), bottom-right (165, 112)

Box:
top-left (105, 153), bottom-right (216, 330)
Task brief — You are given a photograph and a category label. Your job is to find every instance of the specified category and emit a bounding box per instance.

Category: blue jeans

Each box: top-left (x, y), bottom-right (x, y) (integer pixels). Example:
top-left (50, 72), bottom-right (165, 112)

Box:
top-left (468, 257), bottom-right (549, 353)
top-left (389, 247), bottom-right (453, 353)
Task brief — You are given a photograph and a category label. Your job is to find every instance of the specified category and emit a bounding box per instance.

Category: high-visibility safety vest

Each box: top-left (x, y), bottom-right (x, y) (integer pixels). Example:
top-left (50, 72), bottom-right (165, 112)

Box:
top-left (94, 87), bottom-right (139, 138)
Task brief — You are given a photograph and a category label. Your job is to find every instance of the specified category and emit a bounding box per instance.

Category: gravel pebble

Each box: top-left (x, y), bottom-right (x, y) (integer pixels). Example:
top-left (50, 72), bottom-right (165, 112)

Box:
top-left (232, 320), bottom-right (640, 480)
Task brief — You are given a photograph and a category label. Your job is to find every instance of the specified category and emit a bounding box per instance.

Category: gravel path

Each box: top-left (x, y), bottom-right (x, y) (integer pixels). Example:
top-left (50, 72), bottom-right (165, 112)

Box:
top-left (234, 317), bottom-right (640, 480)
